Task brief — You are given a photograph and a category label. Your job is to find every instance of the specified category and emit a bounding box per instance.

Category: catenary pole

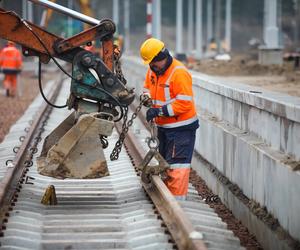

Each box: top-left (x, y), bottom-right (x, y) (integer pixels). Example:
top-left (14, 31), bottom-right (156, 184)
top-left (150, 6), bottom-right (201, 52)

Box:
top-left (124, 0), bottom-right (130, 52)
top-left (22, 0), bottom-right (28, 19)
top-left (195, 0), bottom-right (203, 59)
top-left (176, 0), bottom-right (183, 55)
top-left (146, 0), bottom-right (152, 38)
top-left (225, 0), bottom-right (232, 52)
top-left (187, 0), bottom-right (194, 53)
top-left (264, 0), bottom-right (279, 48)
top-left (152, 0), bottom-right (161, 39)
top-left (27, 1), bottom-right (33, 22)
top-left (113, 0), bottom-right (119, 34)
top-left (206, 0), bottom-right (213, 47)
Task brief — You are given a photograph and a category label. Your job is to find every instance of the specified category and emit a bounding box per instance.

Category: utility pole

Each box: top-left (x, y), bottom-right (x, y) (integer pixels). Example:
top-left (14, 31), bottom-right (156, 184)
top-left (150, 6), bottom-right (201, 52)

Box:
top-left (225, 0), bottom-right (232, 52)
top-left (113, 0), bottom-right (119, 34)
top-left (28, 1), bottom-right (33, 23)
top-left (176, 0), bottom-right (183, 57)
top-left (152, 0), bottom-right (161, 39)
top-left (146, 0), bottom-right (152, 38)
top-left (294, 0), bottom-right (299, 47)
top-left (22, 0), bottom-right (27, 19)
top-left (206, 0), bottom-right (213, 47)
top-left (259, 0), bottom-right (282, 65)
top-left (195, 0), bottom-right (203, 59)
top-left (124, 0), bottom-right (130, 52)
top-left (215, 0), bottom-right (221, 53)
top-left (68, 0), bottom-right (73, 37)
top-left (264, 0), bottom-right (279, 48)
top-left (187, 0), bottom-right (194, 53)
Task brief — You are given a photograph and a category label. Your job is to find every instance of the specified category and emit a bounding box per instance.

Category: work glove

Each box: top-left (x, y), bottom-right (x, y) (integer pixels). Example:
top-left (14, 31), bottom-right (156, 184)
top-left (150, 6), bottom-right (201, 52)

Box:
top-left (146, 108), bottom-right (162, 122)
top-left (140, 93), bottom-right (152, 107)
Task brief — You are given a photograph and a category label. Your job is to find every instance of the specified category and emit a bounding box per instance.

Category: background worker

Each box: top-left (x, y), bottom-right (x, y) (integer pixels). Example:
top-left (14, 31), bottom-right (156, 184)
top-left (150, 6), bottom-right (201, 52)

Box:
top-left (0, 41), bottom-right (22, 97)
top-left (140, 38), bottom-right (199, 200)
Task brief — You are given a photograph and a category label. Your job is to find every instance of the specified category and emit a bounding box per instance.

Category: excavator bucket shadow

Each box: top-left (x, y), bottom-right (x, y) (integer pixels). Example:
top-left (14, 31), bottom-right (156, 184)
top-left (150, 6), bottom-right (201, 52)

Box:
top-left (37, 112), bottom-right (114, 179)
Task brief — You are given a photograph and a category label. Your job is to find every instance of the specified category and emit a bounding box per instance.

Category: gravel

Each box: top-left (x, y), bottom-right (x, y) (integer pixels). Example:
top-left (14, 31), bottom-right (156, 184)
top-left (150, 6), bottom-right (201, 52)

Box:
top-left (0, 71), bottom-right (47, 142)
top-left (190, 169), bottom-right (263, 250)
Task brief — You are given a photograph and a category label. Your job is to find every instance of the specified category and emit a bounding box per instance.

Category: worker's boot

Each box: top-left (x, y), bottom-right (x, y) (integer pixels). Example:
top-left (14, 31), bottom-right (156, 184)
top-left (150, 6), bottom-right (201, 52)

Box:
top-left (5, 89), bottom-right (9, 97)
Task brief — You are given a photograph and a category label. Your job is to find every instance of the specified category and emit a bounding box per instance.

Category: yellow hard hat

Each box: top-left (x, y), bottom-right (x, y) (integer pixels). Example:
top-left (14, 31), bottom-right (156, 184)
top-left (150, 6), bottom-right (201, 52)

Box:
top-left (140, 38), bottom-right (165, 64)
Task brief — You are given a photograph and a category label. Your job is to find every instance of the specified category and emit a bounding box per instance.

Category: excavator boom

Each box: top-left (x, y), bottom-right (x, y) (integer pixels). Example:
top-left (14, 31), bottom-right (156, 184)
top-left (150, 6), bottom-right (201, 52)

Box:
top-left (0, 9), bottom-right (114, 65)
top-left (0, 2), bottom-right (135, 179)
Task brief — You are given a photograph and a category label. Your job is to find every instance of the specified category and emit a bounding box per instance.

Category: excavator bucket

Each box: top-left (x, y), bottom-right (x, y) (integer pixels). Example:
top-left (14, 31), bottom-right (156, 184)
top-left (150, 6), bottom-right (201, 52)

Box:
top-left (37, 112), bottom-right (114, 179)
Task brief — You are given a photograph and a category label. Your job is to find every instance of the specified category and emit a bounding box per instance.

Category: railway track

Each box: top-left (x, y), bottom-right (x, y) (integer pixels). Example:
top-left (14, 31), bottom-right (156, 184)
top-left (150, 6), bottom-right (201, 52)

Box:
top-left (0, 75), bottom-right (244, 250)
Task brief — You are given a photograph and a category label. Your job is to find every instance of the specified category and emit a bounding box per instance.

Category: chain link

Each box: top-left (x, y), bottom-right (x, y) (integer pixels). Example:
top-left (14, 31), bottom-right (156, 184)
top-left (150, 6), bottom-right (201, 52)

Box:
top-left (109, 47), bottom-right (155, 160)
top-left (110, 97), bottom-right (146, 161)
top-left (146, 121), bottom-right (159, 150)
top-left (103, 45), bottom-right (127, 160)
top-left (113, 45), bottom-right (127, 85)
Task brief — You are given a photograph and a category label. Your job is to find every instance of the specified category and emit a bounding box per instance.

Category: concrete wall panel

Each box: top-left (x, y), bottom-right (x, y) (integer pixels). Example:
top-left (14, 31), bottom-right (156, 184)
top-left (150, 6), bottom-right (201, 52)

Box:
top-left (192, 79), bottom-right (300, 160)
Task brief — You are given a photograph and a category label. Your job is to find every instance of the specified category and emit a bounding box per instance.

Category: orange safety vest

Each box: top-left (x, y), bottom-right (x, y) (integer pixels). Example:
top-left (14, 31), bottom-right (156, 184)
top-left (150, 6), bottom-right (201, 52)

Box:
top-left (0, 45), bottom-right (22, 70)
top-left (144, 58), bottom-right (197, 128)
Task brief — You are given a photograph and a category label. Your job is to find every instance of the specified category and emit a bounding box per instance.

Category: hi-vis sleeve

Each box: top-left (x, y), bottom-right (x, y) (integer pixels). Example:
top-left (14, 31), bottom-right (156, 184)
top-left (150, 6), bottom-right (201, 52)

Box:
top-left (162, 69), bottom-right (194, 116)
top-left (143, 68), bottom-right (151, 94)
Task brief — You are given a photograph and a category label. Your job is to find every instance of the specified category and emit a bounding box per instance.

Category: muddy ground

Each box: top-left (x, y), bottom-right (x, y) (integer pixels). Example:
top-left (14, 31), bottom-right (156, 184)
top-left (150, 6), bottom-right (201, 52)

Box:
top-left (188, 55), bottom-right (300, 97)
top-left (0, 70), bottom-right (51, 143)
top-left (190, 169), bottom-right (263, 249)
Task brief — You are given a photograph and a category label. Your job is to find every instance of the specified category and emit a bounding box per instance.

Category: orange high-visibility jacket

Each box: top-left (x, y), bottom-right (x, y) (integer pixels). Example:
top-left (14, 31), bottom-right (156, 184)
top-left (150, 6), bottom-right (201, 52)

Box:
top-left (0, 45), bottom-right (22, 70)
top-left (144, 58), bottom-right (197, 128)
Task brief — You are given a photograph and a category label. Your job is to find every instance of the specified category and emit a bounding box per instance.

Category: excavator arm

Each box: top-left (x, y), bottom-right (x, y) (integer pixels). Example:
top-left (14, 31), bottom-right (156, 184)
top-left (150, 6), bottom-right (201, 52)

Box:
top-left (0, 8), bottom-right (133, 107)
top-left (0, 4), bottom-right (135, 179)
top-left (0, 8), bottom-right (114, 65)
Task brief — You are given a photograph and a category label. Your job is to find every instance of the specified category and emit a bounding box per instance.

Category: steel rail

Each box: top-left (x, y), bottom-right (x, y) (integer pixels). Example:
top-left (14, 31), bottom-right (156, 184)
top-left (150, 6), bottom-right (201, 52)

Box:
top-left (0, 75), bottom-right (63, 221)
top-left (116, 122), bottom-right (207, 250)
top-left (27, 0), bottom-right (100, 25)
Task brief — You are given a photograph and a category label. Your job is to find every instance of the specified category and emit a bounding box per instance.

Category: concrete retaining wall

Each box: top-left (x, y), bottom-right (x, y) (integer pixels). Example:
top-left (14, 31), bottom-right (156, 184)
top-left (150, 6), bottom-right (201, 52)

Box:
top-left (122, 56), bottom-right (300, 243)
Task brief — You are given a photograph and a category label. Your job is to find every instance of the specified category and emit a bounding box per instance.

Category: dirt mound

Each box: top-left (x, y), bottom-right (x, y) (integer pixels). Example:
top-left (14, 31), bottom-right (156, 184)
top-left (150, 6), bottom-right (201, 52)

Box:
top-left (188, 55), bottom-right (294, 76)
top-left (187, 54), bottom-right (300, 97)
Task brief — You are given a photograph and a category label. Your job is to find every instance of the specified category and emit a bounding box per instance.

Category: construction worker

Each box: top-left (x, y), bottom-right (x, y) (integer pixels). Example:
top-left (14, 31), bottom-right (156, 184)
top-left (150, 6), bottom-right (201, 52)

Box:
top-left (0, 41), bottom-right (22, 97)
top-left (140, 38), bottom-right (199, 200)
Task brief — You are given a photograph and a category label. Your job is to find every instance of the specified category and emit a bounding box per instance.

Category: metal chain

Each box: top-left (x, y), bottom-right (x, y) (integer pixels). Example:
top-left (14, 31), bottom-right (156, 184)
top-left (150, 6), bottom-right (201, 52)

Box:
top-left (113, 45), bottom-right (127, 85)
top-left (146, 121), bottom-right (159, 150)
top-left (98, 47), bottom-right (157, 160)
top-left (110, 97), bottom-right (146, 161)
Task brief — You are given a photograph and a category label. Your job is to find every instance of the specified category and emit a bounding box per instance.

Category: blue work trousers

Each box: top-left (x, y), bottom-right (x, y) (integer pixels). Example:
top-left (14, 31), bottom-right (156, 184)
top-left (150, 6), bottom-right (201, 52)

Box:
top-left (157, 127), bottom-right (197, 198)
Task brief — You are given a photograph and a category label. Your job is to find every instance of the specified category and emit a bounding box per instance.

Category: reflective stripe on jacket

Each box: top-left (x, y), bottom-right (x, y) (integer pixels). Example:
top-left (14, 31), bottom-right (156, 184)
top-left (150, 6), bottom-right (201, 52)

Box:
top-left (0, 46), bottom-right (22, 70)
top-left (144, 58), bottom-right (197, 128)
